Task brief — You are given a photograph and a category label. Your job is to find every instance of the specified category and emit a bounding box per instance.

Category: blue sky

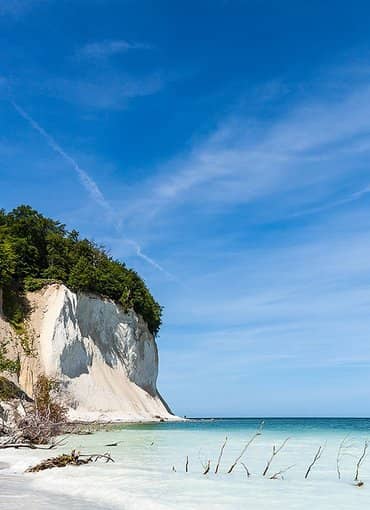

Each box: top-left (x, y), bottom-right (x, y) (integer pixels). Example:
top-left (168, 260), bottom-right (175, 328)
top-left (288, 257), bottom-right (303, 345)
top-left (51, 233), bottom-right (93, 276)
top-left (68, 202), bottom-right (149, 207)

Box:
top-left (1, 0), bottom-right (370, 417)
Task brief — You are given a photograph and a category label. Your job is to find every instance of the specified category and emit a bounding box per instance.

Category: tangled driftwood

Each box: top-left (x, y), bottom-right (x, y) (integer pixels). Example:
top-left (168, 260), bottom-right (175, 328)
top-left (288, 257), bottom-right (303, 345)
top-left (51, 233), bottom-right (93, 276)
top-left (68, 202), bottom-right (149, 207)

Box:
top-left (0, 437), bottom-right (65, 450)
top-left (26, 449), bottom-right (114, 472)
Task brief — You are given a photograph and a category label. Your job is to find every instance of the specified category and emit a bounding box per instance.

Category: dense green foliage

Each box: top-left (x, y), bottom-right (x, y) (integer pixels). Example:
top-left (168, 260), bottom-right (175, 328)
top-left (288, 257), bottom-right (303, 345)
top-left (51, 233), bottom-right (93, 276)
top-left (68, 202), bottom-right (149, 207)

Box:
top-left (0, 206), bottom-right (162, 335)
top-left (0, 376), bottom-right (25, 400)
top-left (0, 341), bottom-right (20, 374)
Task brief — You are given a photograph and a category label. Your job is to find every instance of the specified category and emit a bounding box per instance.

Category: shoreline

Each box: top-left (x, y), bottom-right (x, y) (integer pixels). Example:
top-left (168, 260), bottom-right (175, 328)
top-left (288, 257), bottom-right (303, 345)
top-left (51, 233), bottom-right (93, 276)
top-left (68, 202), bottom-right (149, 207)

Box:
top-left (64, 413), bottom-right (186, 427)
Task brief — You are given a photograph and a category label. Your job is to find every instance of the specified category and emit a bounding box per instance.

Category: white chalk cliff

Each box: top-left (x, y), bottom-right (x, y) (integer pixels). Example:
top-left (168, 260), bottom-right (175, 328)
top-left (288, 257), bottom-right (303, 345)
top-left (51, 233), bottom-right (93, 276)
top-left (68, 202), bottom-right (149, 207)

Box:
top-left (1, 284), bottom-right (174, 422)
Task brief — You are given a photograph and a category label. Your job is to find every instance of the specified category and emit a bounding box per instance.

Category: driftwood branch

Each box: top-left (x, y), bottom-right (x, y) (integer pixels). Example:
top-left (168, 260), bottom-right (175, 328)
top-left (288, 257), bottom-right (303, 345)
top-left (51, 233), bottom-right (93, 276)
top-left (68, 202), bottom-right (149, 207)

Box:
top-left (269, 464), bottom-right (295, 480)
top-left (0, 436), bottom-right (66, 450)
top-left (336, 436), bottom-right (355, 480)
top-left (105, 441), bottom-right (124, 447)
top-left (0, 443), bottom-right (49, 450)
top-left (305, 445), bottom-right (325, 479)
top-left (79, 452), bottom-right (115, 463)
top-left (203, 460), bottom-right (211, 475)
top-left (215, 436), bottom-right (228, 474)
top-left (354, 441), bottom-right (368, 482)
top-left (26, 450), bottom-right (114, 472)
top-left (262, 437), bottom-right (290, 477)
top-left (241, 462), bottom-right (251, 478)
top-left (227, 421), bottom-right (264, 474)
top-left (336, 438), bottom-right (343, 481)
top-left (198, 450), bottom-right (210, 473)
top-left (197, 448), bottom-right (210, 475)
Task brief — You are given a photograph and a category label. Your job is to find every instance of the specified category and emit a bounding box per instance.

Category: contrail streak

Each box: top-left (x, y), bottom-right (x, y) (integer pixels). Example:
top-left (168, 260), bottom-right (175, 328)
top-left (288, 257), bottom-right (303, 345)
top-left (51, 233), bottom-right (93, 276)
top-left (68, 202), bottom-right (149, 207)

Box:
top-left (293, 187), bottom-right (370, 218)
top-left (11, 100), bottom-right (112, 214)
top-left (126, 240), bottom-right (176, 280)
top-left (11, 99), bottom-right (175, 279)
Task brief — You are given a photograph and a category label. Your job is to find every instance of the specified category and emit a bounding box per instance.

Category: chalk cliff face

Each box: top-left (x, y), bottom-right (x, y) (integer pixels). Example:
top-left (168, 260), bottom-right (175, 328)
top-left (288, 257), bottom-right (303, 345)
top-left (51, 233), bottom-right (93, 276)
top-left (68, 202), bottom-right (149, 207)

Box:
top-left (1, 284), bottom-right (173, 422)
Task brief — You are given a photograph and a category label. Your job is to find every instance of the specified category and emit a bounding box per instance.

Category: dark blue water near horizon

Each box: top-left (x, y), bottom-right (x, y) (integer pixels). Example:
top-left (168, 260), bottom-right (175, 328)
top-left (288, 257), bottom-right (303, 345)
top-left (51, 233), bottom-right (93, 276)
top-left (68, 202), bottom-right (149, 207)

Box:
top-left (123, 416), bottom-right (370, 435)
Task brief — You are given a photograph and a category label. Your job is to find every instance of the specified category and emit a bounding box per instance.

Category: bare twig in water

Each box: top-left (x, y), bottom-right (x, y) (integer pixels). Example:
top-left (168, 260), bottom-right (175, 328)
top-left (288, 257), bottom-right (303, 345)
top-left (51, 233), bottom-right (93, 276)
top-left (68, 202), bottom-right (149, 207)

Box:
top-left (241, 462), bottom-right (251, 478)
top-left (305, 445), bottom-right (325, 479)
top-left (185, 455), bottom-right (189, 473)
top-left (51, 437), bottom-right (67, 448)
top-left (262, 437), bottom-right (290, 477)
top-left (270, 464), bottom-right (295, 480)
top-left (105, 441), bottom-right (124, 447)
top-left (228, 421), bottom-right (264, 474)
top-left (336, 436), bottom-right (355, 480)
top-left (336, 442), bottom-right (343, 481)
top-left (198, 450), bottom-right (210, 473)
top-left (203, 460), bottom-right (211, 475)
top-left (78, 452), bottom-right (114, 463)
top-left (354, 441), bottom-right (368, 482)
top-left (215, 437), bottom-right (228, 474)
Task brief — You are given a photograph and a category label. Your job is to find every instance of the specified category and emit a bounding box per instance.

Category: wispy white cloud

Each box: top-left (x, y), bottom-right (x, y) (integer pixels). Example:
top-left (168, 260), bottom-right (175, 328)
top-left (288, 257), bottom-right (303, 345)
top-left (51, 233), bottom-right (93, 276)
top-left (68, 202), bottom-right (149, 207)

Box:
top-left (48, 73), bottom-right (163, 110)
top-left (78, 39), bottom-right (151, 59)
top-left (290, 184), bottom-right (370, 218)
top-left (120, 74), bottom-right (370, 227)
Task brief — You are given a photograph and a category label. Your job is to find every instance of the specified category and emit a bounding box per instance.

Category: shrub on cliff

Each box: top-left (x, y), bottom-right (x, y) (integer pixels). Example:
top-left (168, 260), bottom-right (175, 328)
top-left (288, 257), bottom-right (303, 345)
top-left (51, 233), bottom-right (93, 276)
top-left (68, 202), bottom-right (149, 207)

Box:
top-left (0, 376), bottom-right (26, 400)
top-left (0, 205), bottom-right (162, 335)
top-left (17, 375), bottom-right (67, 444)
top-left (0, 375), bottom-right (67, 444)
top-left (0, 342), bottom-right (20, 375)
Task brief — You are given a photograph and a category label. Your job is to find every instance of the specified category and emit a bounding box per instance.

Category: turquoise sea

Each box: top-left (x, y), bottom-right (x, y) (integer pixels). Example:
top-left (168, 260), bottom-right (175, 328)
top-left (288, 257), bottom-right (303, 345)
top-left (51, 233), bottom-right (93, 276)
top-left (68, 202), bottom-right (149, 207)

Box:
top-left (1, 418), bottom-right (370, 509)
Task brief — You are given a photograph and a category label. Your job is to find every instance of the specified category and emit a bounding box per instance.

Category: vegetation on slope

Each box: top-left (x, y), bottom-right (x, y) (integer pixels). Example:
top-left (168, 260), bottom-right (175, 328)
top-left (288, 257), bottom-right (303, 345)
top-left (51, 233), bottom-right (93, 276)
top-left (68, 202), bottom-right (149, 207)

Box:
top-left (0, 341), bottom-right (20, 374)
top-left (0, 205), bottom-right (162, 335)
top-left (0, 376), bottom-right (25, 400)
